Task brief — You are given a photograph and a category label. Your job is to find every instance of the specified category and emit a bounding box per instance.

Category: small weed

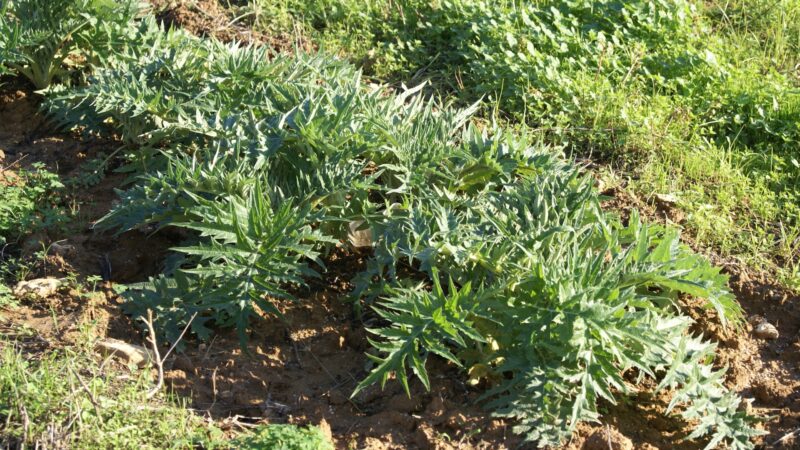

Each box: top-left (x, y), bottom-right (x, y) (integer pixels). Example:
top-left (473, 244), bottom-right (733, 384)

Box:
top-left (0, 163), bottom-right (67, 246)
top-left (0, 284), bottom-right (14, 309)
top-left (67, 154), bottom-right (109, 189)
top-left (232, 424), bottom-right (334, 450)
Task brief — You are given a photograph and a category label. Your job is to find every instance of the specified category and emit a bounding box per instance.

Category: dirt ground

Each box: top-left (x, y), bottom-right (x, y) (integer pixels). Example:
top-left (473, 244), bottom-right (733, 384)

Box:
top-left (1, 10), bottom-right (799, 448)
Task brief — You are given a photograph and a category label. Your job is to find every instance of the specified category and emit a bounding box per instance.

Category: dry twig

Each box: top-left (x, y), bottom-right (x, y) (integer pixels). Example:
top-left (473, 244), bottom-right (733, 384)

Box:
top-left (771, 427), bottom-right (800, 447)
top-left (142, 309), bottom-right (197, 399)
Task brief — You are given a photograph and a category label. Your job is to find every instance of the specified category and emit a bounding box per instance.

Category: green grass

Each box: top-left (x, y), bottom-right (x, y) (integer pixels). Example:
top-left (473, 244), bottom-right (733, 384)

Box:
top-left (0, 337), bottom-right (221, 448)
top-left (232, 424), bottom-right (334, 450)
top-left (707, 0), bottom-right (800, 73)
top-left (0, 330), bottom-right (333, 449)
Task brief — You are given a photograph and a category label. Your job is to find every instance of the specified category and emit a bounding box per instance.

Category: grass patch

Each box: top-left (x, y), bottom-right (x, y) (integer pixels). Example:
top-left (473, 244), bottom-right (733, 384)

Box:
top-left (0, 338), bottom-right (221, 449)
top-left (0, 330), bottom-right (334, 449)
top-left (232, 424), bottom-right (334, 450)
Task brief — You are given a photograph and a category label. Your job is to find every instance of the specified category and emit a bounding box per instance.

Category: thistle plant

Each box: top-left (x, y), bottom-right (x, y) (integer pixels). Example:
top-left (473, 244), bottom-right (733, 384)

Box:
top-left (42, 12), bottom-right (761, 448)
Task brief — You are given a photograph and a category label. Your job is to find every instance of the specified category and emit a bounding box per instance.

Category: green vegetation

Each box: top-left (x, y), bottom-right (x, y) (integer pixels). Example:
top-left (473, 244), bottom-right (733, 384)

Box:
top-left (0, 0), bottom-right (142, 89)
top-left (3, 0), bottom-right (793, 447)
top-left (0, 340), bottom-right (218, 449)
top-left (0, 1), bottom-right (17, 79)
top-left (711, 0), bottom-right (800, 73)
top-left (36, 12), bottom-right (760, 447)
top-left (0, 284), bottom-right (12, 308)
top-left (0, 334), bottom-right (333, 449)
top-left (246, 0), bottom-right (800, 288)
top-left (0, 164), bottom-right (67, 308)
top-left (232, 424), bottom-right (334, 450)
top-left (0, 163), bottom-right (65, 246)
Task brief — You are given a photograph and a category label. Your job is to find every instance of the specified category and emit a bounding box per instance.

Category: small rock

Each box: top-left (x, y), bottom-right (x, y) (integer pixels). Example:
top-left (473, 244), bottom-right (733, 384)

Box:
top-left (94, 338), bottom-right (153, 367)
top-left (347, 220), bottom-right (373, 249)
top-left (748, 315), bottom-right (765, 325)
top-left (753, 321), bottom-right (779, 340)
top-left (13, 278), bottom-right (62, 299)
top-left (584, 426), bottom-right (634, 450)
top-left (653, 194), bottom-right (684, 223)
top-left (654, 193), bottom-right (678, 205)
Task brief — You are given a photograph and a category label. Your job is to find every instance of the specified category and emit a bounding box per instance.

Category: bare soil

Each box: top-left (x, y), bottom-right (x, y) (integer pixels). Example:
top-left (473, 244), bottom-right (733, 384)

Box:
top-left (1, 33), bottom-right (799, 450)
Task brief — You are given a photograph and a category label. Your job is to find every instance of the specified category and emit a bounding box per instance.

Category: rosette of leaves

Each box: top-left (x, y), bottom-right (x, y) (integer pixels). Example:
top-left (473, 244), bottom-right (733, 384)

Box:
top-left (122, 180), bottom-right (335, 345)
top-left (353, 127), bottom-right (756, 447)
